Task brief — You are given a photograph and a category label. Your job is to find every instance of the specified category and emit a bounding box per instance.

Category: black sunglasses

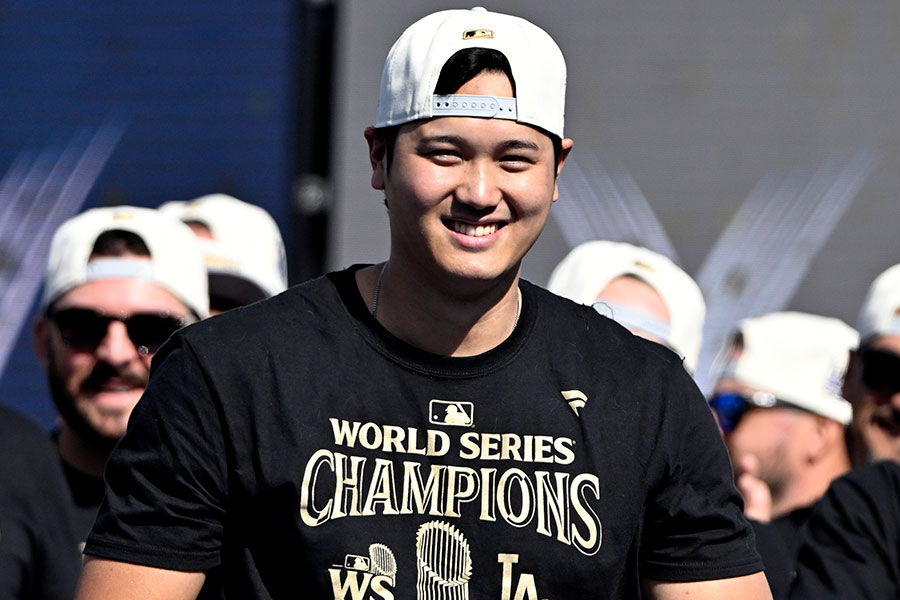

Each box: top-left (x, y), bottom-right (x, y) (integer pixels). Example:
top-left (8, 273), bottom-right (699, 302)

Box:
top-left (859, 346), bottom-right (900, 396)
top-left (708, 391), bottom-right (808, 435)
top-left (48, 307), bottom-right (187, 356)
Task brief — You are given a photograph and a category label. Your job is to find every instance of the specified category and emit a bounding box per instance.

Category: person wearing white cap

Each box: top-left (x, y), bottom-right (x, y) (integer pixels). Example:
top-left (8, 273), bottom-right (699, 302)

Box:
top-left (841, 263), bottom-right (900, 465)
top-left (708, 312), bottom-right (857, 599)
top-left (159, 194), bottom-right (288, 314)
top-left (76, 8), bottom-right (768, 599)
top-left (33, 205), bottom-right (207, 549)
top-left (786, 266), bottom-right (900, 600)
top-left (547, 240), bottom-right (706, 373)
top-left (710, 312), bottom-right (858, 520)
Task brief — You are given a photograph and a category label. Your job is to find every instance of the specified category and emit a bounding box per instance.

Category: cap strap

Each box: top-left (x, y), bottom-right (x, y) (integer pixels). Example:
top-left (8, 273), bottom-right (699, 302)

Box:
top-left (432, 95), bottom-right (517, 120)
top-left (85, 257), bottom-right (154, 281)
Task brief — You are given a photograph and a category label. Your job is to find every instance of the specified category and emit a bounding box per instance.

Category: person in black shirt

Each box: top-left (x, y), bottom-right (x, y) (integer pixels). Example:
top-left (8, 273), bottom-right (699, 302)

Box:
top-left (76, 8), bottom-right (770, 599)
top-left (0, 404), bottom-right (81, 599)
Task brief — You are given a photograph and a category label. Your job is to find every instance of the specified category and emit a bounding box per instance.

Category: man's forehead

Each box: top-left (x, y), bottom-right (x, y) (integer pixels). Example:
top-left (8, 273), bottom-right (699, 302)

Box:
top-left (401, 115), bottom-right (554, 149)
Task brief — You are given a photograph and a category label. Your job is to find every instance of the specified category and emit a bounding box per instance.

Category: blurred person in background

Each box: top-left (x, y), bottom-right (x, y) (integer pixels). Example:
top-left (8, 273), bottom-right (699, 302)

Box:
top-left (159, 194), bottom-right (288, 315)
top-left (783, 263), bottom-right (900, 598)
top-left (0, 404), bottom-right (81, 599)
top-left (547, 240), bottom-right (706, 374)
top-left (841, 262), bottom-right (900, 466)
top-left (33, 205), bottom-right (207, 548)
top-left (709, 311), bottom-right (857, 598)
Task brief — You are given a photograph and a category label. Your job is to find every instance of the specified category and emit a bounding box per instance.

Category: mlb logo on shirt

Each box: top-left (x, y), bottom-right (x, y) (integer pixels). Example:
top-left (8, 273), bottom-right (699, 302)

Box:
top-left (344, 555), bottom-right (370, 571)
top-left (429, 400), bottom-right (474, 427)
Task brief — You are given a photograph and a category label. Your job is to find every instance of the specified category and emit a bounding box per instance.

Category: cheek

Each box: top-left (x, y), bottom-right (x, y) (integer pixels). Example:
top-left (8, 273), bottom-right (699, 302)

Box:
top-left (728, 413), bottom-right (787, 452)
top-left (510, 176), bottom-right (557, 215)
top-left (50, 346), bottom-right (92, 389)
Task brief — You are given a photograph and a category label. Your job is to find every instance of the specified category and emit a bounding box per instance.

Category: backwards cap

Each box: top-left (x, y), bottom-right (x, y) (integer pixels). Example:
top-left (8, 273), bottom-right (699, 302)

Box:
top-left (42, 206), bottom-right (209, 318)
top-left (547, 241), bottom-right (706, 372)
top-left (857, 263), bottom-right (900, 344)
top-left (718, 311), bottom-right (858, 424)
top-left (376, 7), bottom-right (566, 138)
top-left (159, 194), bottom-right (288, 307)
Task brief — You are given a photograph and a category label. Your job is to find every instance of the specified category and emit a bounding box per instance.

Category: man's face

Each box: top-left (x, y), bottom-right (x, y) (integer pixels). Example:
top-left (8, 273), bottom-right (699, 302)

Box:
top-left (36, 277), bottom-right (193, 444)
top-left (844, 333), bottom-right (900, 462)
top-left (370, 71), bottom-right (572, 288)
top-left (714, 378), bottom-right (818, 499)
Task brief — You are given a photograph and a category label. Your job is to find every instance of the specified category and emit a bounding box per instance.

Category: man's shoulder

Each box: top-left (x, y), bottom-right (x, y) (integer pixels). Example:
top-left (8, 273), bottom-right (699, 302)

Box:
top-left (828, 460), bottom-right (900, 504)
top-left (525, 280), bottom-right (688, 372)
top-left (182, 269), bottom-right (352, 340)
top-left (0, 404), bottom-right (53, 453)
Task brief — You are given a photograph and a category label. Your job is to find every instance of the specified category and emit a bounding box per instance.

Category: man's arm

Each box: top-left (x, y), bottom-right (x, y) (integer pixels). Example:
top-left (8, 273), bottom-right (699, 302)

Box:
top-left (75, 557), bottom-right (206, 600)
top-left (645, 572), bottom-right (773, 599)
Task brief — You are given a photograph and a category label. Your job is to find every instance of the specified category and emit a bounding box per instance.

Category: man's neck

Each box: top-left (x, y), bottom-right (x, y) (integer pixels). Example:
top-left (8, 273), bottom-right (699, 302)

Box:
top-left (56, 423), bottom-right (111, 478)
top-left (357, 262), bottom-right (522, 357)
top-left (771, 451), bottom-right (851, 518)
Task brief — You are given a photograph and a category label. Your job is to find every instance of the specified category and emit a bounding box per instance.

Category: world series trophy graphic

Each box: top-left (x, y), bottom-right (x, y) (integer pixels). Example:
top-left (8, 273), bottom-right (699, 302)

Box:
top-left (415, 521), bottom-right (473, 600)
top-left (369, 542), bottom-right (397, 585)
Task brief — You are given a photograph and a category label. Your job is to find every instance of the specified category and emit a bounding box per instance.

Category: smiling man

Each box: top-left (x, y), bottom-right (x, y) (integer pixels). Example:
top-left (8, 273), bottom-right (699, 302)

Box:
top-left (76, 8), bottom-right (769, 599)
top-left (34, 206), bottom-right (207, 548)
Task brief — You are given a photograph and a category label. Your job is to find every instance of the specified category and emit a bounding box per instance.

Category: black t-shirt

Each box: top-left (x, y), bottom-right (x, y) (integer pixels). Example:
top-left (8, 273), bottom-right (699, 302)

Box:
top-left (752, 506), bottom-right (814, 600)
top-left (0, 405), bottom-right (81, 600)
top-left (57, 449), bottom-right (106, 547)
top-left (86, 267), bottom-right (762, 598)
top-left (790, 461), bottom-right (900, 599)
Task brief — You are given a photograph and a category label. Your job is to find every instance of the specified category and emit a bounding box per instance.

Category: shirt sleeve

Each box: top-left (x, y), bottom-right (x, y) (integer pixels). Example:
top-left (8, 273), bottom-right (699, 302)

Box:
top-left (84, 334), bottom-right (228, 572)
top-left (789, 462), bottom-right (900, 599)
top-left (640, 360), bottom-right (763, 582)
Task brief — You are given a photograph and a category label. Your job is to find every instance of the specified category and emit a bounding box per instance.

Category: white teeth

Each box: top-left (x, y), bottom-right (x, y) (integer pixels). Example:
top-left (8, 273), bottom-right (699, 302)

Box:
top-left (452, 221), bottom-right (498, 237)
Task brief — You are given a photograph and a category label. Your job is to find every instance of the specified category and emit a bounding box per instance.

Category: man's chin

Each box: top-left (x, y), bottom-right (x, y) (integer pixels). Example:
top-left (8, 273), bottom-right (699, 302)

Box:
top-left (77, 395), bottom-right (141, 441)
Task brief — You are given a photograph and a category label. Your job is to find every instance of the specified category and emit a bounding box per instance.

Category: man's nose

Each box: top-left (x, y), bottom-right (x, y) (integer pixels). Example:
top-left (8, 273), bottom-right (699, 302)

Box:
top-left (93, 320), bottom-right (141, 365)
top-left (456, 160), bottom-right (502, 211)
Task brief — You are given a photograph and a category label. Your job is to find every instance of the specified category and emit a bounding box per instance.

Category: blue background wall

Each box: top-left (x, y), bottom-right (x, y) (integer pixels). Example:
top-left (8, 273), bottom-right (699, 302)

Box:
top-left (0, 0), bottom-right (297, 427)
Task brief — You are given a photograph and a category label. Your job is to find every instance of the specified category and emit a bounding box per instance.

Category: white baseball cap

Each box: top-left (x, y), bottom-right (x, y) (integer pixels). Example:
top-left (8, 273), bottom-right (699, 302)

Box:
top-left (547, 240), bottom-right (706, 372)
top-left (42, 205), bottom-right (209, 319)
top-left (159, 194), bottom-right (288, 309)
top-left (717, 312), bottom-right (859, 424)
top-left (375, 7), bottom-right (566, 139)
top-left (857, 263), bottom-right (900, 344)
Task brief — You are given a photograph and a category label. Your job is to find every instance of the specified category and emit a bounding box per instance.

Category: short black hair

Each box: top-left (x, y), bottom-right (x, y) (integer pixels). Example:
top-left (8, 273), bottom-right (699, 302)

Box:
top-left (377, 47), bottom-right (562, 172)
top-left (434, 46), bottom-right (516, 97)
top-left (90, 229), bottom-right (151, 258)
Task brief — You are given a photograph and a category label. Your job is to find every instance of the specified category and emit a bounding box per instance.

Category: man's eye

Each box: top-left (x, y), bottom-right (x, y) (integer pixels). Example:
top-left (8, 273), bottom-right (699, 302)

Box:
top-left (500, 155), bottom-right (533, 169)
top-left (427, 149), bottom-right (461, 161)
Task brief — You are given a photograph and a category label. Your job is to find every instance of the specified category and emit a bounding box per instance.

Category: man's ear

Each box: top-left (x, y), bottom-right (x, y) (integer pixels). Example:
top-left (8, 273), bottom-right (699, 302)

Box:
top-left (364, 126), bottom-right (387, 191)
top-left (807, 416), bottom-right (844, 464)
top-left (34, 316), bottom-right (50, 367)
top-left (552, 138), bottom-right (574, 203)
